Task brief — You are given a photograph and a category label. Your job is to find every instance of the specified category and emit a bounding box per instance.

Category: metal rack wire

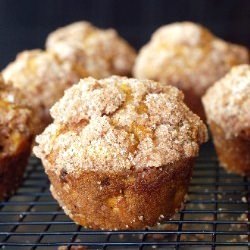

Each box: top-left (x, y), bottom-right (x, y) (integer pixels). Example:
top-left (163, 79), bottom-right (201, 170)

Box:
top-left (0, 142), bottom-right (249, 249)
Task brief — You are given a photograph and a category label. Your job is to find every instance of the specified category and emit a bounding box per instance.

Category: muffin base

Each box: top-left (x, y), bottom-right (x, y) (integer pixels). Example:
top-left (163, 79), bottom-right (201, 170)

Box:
top-left (210, 122), bottom-right (250, 176)
top-left (47, 158), bottom-right (194, 230)
top-left (0, 143), bottom-right (31, 200)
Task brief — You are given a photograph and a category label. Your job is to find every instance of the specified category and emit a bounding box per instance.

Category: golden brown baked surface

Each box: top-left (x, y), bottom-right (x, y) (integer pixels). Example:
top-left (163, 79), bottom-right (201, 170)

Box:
top-left (203, 65), bottom-right (250, 139)
top-left (2, 49), bottom-right (79, 134)
top-left (34, 76), bottom-right (207, 174)
top-left (133, 22), bottom-right (249, 119)
top-left (48, 157), bottom-right (194, 229)
top-left (0, 75), bottom-right (33, 199)
top-left (46, 21), bottom-right (136, 78)
top-left (209, 122), bottom-right (250, 176)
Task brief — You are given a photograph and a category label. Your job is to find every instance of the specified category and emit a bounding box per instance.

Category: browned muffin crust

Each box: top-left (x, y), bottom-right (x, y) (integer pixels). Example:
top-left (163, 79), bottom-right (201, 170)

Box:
top-left (34, 76), bottom-right (207, 229)
top-left (46, 21), bottom-right (136, 78)
top-left (0, 75), bottom-right (33, 199)
top-left (134, 22), bottom-right (249, 120)
top-left (203, 65), bottom-right (250, 176)
top-left (209, 122), bottom-right (250, 176)
top-left (49, 158), bottom-right (194, 229)
top-left (3, 49), bottom-right (79, 134)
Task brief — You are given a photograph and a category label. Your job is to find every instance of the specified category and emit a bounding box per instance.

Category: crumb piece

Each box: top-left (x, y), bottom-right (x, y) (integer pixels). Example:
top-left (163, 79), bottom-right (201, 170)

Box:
top-left (138, 216), bottom-right (144, 221)
top-left (241, 196), bottom-right (247, 203)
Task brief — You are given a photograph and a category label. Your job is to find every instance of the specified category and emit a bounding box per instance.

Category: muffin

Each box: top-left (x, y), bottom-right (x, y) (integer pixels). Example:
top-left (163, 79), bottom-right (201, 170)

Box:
top-left (203, 65), bottom-right (250, 176)
top-left (3, 49), bottom-right (79, 134)
top-left (0, 75), bottom-right (33, 199)
top-left (46, 21), bottom-right (136, 78)
top-left (34, 76), bottom-right (207, 230)
top-left (134, 22), bottom-right (249, 120)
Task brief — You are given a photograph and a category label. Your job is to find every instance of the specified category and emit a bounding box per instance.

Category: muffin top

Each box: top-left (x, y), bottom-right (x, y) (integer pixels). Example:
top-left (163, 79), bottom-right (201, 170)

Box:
top-left (3, 49), bottom-right (79, 133)
top-left (203, 65), bottom-right (250, 139)
top-left (0, 75), bottom-right (32, 157)
top-left (46, 21), bottom-right (136, 78)
top-left (34, 76), bottom-right (207, 174)
top-left (3, 49), bottom-right (79, 110)
top-left (134, 22), bottom-right (249, 96)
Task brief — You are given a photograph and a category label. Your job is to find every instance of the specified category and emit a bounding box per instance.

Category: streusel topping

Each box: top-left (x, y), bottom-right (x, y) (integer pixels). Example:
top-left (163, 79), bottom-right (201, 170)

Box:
top-left (134, 22), bottom-right (249, 96)
top-left (3, 49), bottom-right (79, 110)
top-left (202, 65), bottom-right (250, 138)
top-left (0, 75), bottom-right (32, 156)
top-left (46, 21), bottom-right (136, 78)
top-left (34, 76), bottom-right (207, 174)
top-left (0, 75), bottom-right (26, 106)
top-left (3, 49), bottom-right (79, 133)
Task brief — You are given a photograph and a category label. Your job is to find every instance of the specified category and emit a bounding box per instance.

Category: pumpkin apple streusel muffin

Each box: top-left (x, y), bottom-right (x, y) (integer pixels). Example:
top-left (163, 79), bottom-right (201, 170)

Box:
top-left (46, 21), bottom-right (136, 79)
top-left (134, 22), bottom-right (249, 120)
top-left (203, 65), bottom-right (250, 176)
top-left (0, 75), bottom-right (33, 200)
top-left (3, 49), bottom-right (79, 134)
top-left (34, 76), bottom-right (208, 230)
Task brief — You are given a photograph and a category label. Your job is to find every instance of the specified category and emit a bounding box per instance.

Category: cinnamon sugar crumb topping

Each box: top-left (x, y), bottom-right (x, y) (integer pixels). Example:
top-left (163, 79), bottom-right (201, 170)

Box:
top-left (46, 21), bottom-right (136, 78)
top-left (3, 49), bottom-right (79, 110)
top-left (2, 49), bottom-right (79, 133)
top-left (34, 76), bottom-right (207, 174)
top-left (0, 75), bottom-right (32, 156)
top-left (203, 65), bottom-right (250, 138)
top-left (134, 22), bottom-right (249, 96)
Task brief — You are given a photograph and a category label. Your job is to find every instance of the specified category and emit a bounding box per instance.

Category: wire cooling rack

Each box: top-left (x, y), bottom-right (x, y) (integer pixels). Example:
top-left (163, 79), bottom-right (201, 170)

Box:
top-left (0, 142), bottom-right (249, 249)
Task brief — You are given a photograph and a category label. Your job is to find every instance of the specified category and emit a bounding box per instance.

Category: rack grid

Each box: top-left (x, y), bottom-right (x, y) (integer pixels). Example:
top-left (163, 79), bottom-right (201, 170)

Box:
top-left (0, 142), bottom-right (249, 249)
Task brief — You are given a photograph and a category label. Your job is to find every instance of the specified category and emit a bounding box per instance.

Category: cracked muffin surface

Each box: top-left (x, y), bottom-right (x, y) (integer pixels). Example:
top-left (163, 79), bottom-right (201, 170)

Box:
top-left (46, 21), bottom-right (136, 79)
top-left (3, 49), bottom-right (79, 134)
top-left (0, 75), bottom-right (33, 199)
top-left (34, 76), bottom-right (207, 229)
top-left (134, 22), bottom-right (249, 119)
